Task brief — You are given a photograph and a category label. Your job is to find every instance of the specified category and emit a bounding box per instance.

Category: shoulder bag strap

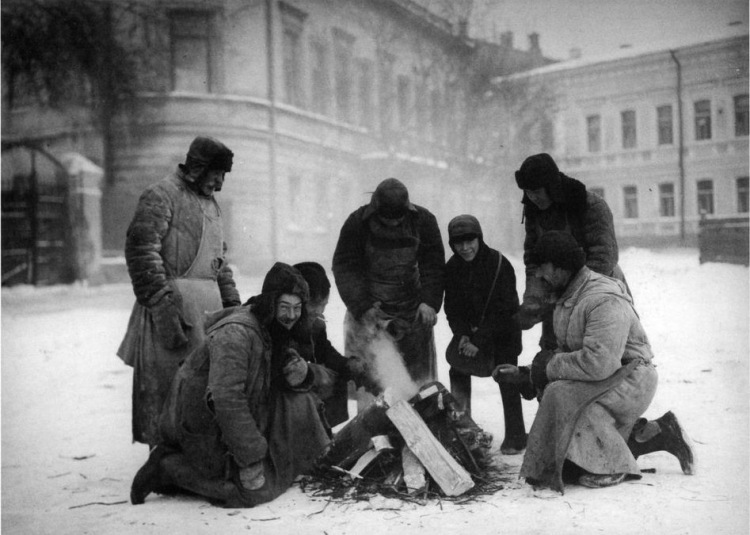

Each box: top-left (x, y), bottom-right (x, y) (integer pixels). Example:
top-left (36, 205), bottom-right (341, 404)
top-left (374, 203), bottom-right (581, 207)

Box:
top-left (478, 253), bottom-right (503, 326)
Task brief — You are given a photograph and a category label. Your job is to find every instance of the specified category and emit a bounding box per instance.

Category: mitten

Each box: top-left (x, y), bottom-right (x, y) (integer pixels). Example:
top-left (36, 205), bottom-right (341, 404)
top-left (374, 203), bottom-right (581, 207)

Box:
top-left (283, 349), bottom-right (310, 387)
top-left (150, 292), bottom-right (189, 349)
top-left (239, 462), bottom-right (265, 491)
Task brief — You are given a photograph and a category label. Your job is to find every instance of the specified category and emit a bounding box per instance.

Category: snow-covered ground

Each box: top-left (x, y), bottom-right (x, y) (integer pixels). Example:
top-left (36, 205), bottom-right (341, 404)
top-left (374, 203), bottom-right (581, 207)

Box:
top-left (2, 247), bottom-right (748, 535)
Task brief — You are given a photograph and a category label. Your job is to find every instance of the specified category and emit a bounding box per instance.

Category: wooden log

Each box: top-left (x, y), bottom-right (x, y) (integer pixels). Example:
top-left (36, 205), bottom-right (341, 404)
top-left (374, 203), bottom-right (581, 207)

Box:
top-left (386, 400), bottom-right (475, 497)
top-left (401, 446), bottom-right (426, 494)
top-left (349, 447), bottom-right (381, 478)
top-left (317, 395), bottom-right (393, 470)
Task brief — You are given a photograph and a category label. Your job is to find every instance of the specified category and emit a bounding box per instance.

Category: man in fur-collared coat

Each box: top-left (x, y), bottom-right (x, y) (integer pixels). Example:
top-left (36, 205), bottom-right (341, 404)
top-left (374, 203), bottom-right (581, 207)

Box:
top-left (130, 263), bottom-right (333, 508)
top-left (514, 153), bottom-right (628, 350)
top-left (118, 136), bottom-right (241, 446)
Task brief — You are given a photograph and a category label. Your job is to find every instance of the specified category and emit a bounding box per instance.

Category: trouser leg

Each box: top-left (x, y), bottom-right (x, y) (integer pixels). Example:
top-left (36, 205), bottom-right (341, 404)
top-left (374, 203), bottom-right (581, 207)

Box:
top-left (449, 367), bottom-right (472, 418)
top-left (498, 381), bottom-right (526, 439)
top-left (160, 453), bottom-right (244, 505)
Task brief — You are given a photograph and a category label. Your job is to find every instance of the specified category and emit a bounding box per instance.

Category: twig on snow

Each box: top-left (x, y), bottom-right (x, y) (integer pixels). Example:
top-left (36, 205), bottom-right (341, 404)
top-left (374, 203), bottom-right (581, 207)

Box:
top-left (69, 500), bottom-right (127, 509)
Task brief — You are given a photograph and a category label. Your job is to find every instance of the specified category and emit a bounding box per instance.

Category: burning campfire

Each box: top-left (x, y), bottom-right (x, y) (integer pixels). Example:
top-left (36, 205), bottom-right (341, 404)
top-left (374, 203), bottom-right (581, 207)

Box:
top-left (302, 329), bottom-right (506, 504)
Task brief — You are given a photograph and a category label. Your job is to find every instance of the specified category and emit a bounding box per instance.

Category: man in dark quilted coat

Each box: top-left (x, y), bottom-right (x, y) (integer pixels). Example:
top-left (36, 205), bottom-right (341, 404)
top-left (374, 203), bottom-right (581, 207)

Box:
top-left (514, 153), bottom-right (628, 350)
top-left (117, 136), bottom-right (241, 447)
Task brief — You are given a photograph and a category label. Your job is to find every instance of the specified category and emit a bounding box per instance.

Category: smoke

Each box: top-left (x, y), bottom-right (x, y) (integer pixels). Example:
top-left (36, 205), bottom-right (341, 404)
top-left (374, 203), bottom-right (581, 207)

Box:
top-left (344, 311), bottom-right (420, 403)
top-left (367, 331), bottom-right (420, 403)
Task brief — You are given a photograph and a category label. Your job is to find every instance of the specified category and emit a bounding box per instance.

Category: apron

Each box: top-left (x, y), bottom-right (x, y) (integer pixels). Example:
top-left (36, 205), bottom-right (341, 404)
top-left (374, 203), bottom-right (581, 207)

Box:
top-left (119, 193), bottom-right (225, 445)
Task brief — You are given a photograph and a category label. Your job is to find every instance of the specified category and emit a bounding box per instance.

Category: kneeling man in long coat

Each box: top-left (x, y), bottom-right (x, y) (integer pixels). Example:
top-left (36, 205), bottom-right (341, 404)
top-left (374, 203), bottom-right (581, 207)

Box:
top-left (130, 263), bottom-right (333, 507)
top-left (499, 231), bottom-right (693, 492)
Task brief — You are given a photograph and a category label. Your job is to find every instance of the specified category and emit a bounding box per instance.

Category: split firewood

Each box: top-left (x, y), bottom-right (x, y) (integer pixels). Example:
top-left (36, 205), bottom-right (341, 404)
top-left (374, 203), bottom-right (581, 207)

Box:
top-left (401, 446), bottom-right (427, 494)
top-left (386, 400), bottom-right (475, 497)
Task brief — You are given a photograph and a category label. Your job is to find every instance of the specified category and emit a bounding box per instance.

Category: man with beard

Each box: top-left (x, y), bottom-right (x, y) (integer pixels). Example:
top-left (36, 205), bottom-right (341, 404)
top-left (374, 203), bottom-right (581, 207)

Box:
top-left (118, 136), bottom-right (241, 448)
top-left (332, 178), bottom-right (444, 396)
top-left (130, 263), bottom-right (333, 508)
top-left (497, 232), bottom-right (693, 492)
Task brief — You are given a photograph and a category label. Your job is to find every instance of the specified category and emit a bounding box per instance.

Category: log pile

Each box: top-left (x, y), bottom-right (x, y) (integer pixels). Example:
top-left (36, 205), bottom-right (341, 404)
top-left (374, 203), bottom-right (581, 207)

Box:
top-left (304, 382), bottom-right (505, 503)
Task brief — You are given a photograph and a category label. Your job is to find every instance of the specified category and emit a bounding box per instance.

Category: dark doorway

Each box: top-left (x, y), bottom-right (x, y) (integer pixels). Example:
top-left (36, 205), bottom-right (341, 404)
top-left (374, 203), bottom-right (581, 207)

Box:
top-left (2, 143), bottom-right (76, 286)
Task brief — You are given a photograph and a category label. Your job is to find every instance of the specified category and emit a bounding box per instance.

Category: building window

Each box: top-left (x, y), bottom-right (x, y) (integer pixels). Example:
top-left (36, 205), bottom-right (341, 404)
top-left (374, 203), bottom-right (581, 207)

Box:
top-left (587, 115), bottom-right (601, 153)
top-left (288, 173), bottom-right (302, 226)
top-left (623, 186), bottom-right (638, 219)
top-left (697, 179), bottom-right (714, 215)
top-left (694, 100), bottom-right (711, 140)
top-left (657, 105), bottom-right (673, 145)
top-left (333, 29), bottom-right (354, 123)
top-left (589, 187), bottom-right (605, 200)
top-left (659, 183), bottom-right (675, 217)
top-left (356, 60), bottom-right (373, 129)
top-left (311, 41), bottom-right (329, 115)
top-left (735, 94), bottom-right (749, 137)
top-left (282, 29), bottom-right (303, 107)
top-left (378, 52), bottom-right (395, 134)
top-left (170, 10), bottom-right (212, 93)
top-left (540, 117), bottom-right (555, 152)
top-left (621, 109), bottom-right (637, 149)
top-left (431, 90), bottom-right (443, 145)
top-left (737, 177), bottom-right (749, 213)
top-left (397, 75), bottom-right (411, 131)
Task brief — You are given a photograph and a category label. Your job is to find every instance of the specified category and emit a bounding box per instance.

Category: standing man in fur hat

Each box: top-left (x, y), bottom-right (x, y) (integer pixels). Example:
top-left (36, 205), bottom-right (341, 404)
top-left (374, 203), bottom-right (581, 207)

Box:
top-left (130, 263), bottom-right (333, 508)
top-left (333, 178), bottom-right (445, 391)
top-left (498, 231), bottom-right (693, 492)
top-left (118, 136), bottom-right (241, 448)
top-left (514, 153), bottom-right (628, 351)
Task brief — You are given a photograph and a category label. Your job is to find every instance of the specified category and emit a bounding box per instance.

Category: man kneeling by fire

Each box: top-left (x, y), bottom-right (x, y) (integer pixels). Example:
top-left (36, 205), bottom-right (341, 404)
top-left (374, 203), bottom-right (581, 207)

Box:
top-left (495, 231), bottom-right (694, 492)
top-left (130, 262), bottom-right (368, 507)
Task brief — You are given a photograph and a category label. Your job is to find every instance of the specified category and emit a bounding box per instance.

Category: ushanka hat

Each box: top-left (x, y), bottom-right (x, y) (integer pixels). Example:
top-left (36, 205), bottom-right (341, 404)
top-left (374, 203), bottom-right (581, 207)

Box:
top-left (531, 231), bottom-right (586, 272)
top-left (185, 136), bottom-right (234, 172)
top-left (447, 214), bottom-right (483, 245)
top-left (515, 153), bottom-right (559, 191)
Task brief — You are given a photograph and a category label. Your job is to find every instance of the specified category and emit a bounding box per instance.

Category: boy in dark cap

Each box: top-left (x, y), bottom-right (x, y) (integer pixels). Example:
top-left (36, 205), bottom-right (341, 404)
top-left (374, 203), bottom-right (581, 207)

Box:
top-left (497, 231), bottom-right (693, 492)
top-left (514, 153), bottom-right (627, 351)
top-left (332, 178), bottom-right (445, 393)
top-left (444, 215), bottom-right (526, 454)
top-left (130, 262), bottom-right (333, 508)
top-left (118, 136), bottom-right (241, 450)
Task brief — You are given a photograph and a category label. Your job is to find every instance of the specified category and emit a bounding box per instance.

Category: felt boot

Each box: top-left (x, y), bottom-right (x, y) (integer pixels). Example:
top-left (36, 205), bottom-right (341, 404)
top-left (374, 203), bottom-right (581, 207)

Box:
top-left (628, 411), bottom-right (694, 475)
top-left (131, 445), bottom-right (172, 504)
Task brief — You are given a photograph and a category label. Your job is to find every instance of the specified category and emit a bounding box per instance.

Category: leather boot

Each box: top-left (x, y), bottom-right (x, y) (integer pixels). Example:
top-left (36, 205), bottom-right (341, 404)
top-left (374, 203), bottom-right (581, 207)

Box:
top-left (627, 411), bottom-right (694, 475)
top-left (131, 445), bottom-right (173, 504)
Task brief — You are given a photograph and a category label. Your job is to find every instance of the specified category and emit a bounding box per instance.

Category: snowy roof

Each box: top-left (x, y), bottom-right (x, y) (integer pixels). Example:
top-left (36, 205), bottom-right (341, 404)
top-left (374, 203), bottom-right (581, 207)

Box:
top-left (493, 32), bottom-right (748, 83)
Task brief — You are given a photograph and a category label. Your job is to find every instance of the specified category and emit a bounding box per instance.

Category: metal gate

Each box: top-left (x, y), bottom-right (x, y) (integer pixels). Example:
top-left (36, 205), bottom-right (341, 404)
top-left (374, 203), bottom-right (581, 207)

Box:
top-left (2, 143), bottom-right (76, 286)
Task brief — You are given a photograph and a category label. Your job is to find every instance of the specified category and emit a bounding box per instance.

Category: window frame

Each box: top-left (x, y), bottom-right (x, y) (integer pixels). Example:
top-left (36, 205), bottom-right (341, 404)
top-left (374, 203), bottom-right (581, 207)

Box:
top-left (736, 176), bottom-right (749, 213)
top-left (621, 109), bottom-right (637, 149)
top-left (169, 9), bottom-right (214, 93)
top-left (657, 104), bottom-right (674, 145)
top-left (658, 182), bottom-right (675, 217)
top-left (694, 99), bottom-right (712, 141)
top-left (587, 114), bottom-right (601, 153)
top-left (696, 179), bottom-right (714, 215)
top-left (623, 185), bottom-right (639, 219)
top-left (734, 94), bottom-right (749, 137)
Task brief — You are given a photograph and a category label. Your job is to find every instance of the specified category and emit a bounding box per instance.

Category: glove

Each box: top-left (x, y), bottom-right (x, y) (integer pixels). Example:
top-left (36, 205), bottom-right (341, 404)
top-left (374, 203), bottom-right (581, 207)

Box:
top-left (492, 364), bottom-right (529, 384)
top-left (530, 349), bottom-right (555, 392)
top-left (150, 292), bottom-right (189, 349)
top-left (345, 355), bottom-right (380, 394)
top-left (282, 349), bottom-right (309, 387)
top-left (239, 462), bottom-right (265, 491)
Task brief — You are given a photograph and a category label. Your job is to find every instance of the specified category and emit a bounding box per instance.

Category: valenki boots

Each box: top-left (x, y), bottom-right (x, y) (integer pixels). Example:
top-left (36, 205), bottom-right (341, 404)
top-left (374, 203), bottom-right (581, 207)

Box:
top-left (627, 411), bottom-right (695, 475)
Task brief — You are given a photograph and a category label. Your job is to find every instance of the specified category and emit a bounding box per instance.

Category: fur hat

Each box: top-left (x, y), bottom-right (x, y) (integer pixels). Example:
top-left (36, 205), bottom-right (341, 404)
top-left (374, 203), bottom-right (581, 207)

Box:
top-left (261, 262), bottom-right (309, 301)
top-left (448, 214), bottom-right (483, 245)
top-left (531, 231), bottom-right (586, 272)
top-left (371, 178), bottom-right (414, 219)
top-left (185, 136), bottom-right (234, 172)
top-left (293, 262), bottom-right (330, 302)
top-left (515, 153), bottom-right (560, 191)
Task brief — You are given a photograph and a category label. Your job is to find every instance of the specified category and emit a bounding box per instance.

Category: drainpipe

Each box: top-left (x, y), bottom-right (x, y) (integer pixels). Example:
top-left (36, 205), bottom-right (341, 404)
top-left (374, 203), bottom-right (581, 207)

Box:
top-left (266, 0), bottom-right (279, 260)
top-left (669, 49), bottom-right (686, 243)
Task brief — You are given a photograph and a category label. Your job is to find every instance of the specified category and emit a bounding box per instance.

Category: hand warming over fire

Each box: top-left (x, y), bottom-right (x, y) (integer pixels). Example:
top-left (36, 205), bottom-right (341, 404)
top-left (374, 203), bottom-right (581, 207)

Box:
top-left (416, 303), bottom-right (437, 326)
